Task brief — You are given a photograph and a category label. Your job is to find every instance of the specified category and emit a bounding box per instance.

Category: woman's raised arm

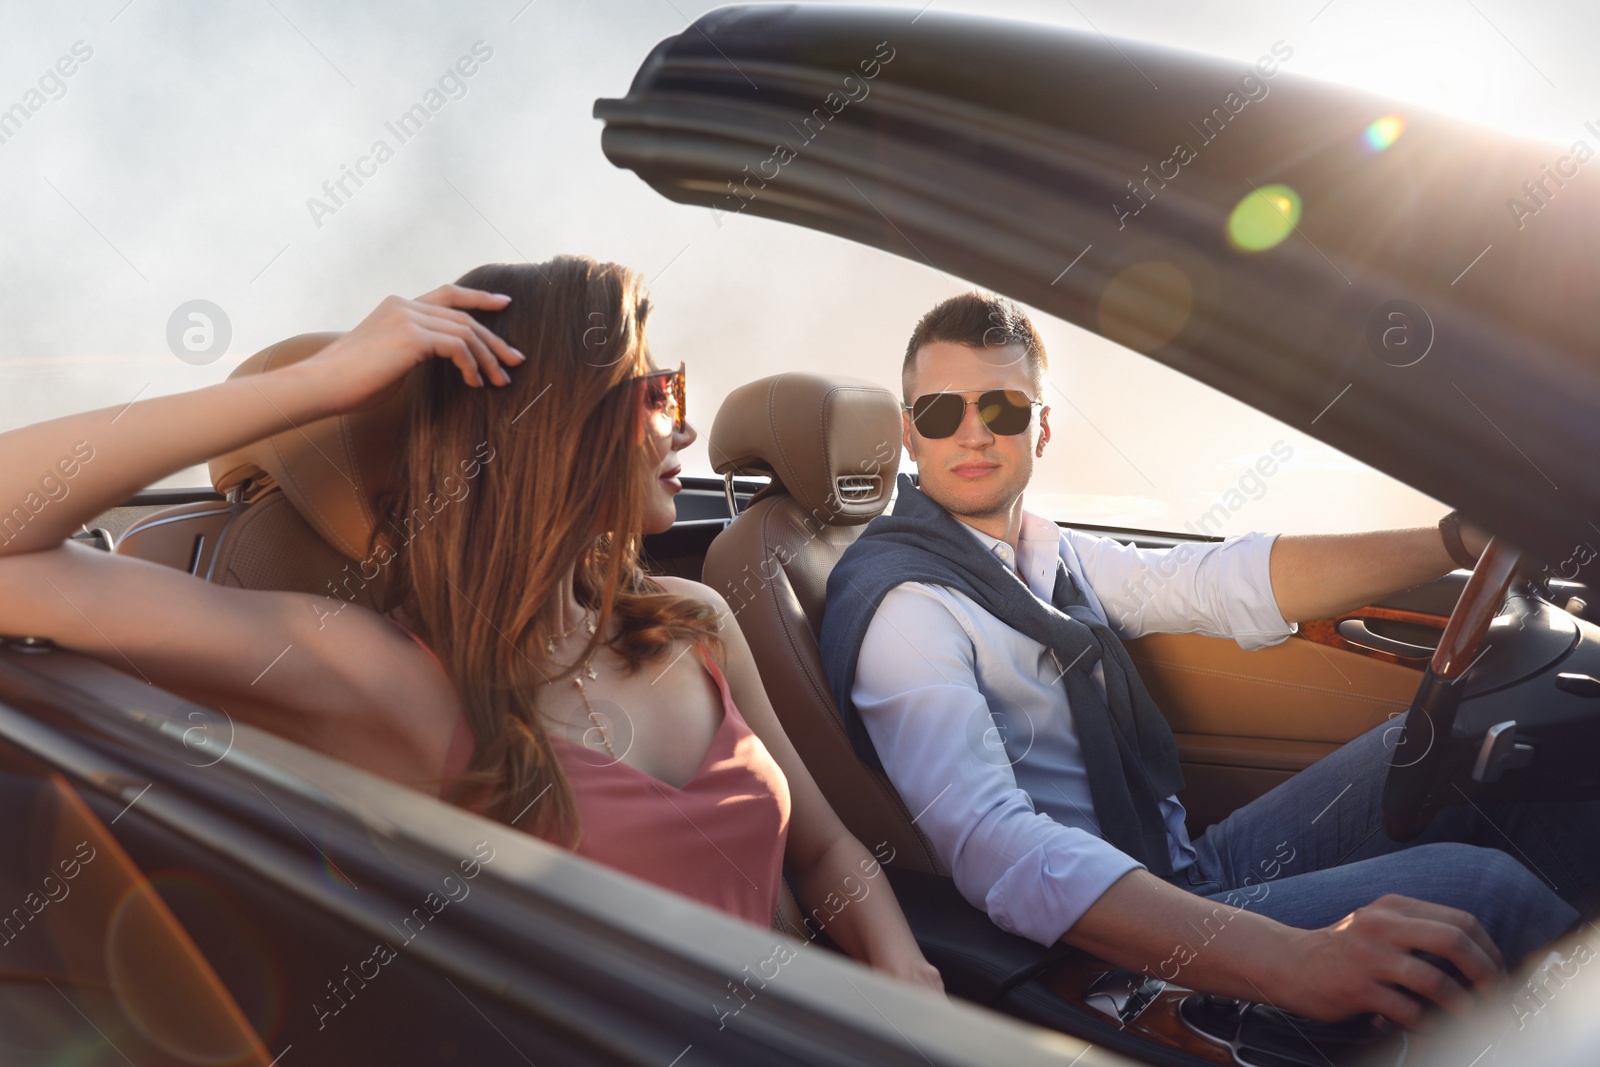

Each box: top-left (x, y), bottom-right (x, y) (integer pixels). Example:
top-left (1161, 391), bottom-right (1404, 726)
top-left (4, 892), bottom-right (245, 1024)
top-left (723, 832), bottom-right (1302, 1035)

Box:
top-left (0, 285), bottom-right (520, 558)
top-left (0, 286), bottom-right (523, 786)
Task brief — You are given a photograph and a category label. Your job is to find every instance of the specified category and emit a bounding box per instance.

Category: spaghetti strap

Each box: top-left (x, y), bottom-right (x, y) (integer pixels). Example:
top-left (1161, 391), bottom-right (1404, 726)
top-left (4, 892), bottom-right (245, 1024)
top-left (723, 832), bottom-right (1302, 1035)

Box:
top-left (551, 639), bottom-right (791, 929)
top-left (390, 617), bottom-right (447, 674)
top-left (398, 625), bottom-right (789, 930)
top-left (694, 643), bottom-right (749, 732)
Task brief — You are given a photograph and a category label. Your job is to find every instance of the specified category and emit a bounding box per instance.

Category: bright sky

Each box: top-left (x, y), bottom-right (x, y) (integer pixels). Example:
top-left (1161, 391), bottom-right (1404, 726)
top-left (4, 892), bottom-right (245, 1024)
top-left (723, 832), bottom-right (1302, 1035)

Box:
top-left (1, 0), bottom-right (1590, 535)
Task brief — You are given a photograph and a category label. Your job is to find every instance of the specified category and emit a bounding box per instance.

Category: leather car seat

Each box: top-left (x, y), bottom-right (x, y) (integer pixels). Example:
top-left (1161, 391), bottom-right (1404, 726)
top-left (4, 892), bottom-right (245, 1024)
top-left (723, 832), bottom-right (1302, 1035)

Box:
top-left (116, 333), bottom-right (398, 613)
top-left (700, 374), bottom-right (947, 876)
top-left (701, 373), bottom-right (946, 875)
top-left (702, 374), bottom-right (1089, 1008)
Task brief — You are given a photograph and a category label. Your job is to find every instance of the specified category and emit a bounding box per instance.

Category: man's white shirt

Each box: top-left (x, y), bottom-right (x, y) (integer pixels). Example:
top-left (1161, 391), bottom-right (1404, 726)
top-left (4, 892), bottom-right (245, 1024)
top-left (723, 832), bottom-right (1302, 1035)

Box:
top-left (851, 508), bottom-right (1296, 944)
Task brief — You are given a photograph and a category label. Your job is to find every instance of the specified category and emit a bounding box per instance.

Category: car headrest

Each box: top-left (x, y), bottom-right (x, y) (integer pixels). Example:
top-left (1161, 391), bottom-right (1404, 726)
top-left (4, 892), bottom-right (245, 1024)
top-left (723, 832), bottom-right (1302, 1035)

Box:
top-left (708, 373), bottom-right (900, 526)
top-left (208, 332), bottom-right (405, 562)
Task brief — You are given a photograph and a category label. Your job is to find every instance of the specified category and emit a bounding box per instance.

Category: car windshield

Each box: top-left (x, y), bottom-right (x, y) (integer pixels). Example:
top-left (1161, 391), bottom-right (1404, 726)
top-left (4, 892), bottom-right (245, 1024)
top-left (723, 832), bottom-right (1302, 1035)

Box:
top-left (1, 0), bottom-right (1584, 535)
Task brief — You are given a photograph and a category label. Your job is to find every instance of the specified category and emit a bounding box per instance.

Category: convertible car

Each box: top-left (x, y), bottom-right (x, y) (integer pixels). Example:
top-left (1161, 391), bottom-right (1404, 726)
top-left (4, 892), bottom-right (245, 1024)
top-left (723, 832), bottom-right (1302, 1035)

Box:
top-left (4, 4), bottom-right (1599, 1065)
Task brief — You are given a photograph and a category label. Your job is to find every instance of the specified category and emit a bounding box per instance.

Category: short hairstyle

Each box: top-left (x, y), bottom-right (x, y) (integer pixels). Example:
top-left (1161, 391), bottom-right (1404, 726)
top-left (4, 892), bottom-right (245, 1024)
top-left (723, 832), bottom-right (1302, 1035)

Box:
top-left (901, 292), bottom-right (1048, 402)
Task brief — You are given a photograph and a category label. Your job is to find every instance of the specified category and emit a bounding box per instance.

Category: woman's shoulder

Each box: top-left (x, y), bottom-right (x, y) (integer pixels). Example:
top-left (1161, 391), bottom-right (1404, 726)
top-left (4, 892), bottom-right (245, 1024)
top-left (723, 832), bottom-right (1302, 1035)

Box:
top-left (649, 574), bottom-right (732, 615)
top-left (310, 602), bottom-right (456, 701)
top-left (646, 575), bottom-right (740, 672)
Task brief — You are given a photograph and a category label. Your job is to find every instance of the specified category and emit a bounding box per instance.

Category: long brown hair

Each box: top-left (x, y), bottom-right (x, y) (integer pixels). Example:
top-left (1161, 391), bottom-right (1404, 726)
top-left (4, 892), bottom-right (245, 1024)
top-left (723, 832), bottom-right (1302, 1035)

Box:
top-left (377, 255), bottom-right (720, 845)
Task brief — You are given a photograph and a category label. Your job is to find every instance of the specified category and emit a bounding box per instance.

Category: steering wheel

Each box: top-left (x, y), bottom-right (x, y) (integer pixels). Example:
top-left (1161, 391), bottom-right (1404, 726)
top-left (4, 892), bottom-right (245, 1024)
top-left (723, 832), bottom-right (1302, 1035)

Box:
top-left (1381, 537), bottom-right (1523, 841)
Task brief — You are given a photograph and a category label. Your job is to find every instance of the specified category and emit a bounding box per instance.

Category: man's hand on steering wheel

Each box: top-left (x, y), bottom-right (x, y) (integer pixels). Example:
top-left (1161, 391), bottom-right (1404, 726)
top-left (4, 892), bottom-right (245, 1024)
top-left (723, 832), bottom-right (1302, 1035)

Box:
top-left (1384, 537), bottom-right (1524, 839)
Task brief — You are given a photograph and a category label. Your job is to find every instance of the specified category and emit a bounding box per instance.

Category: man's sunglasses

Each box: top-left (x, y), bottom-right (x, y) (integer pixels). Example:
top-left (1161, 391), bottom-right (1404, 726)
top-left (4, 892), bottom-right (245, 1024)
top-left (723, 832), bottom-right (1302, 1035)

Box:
top-left (638, 362), bottom-right (687, 434)
top-left (906, 389), bottom-right (1042, 438)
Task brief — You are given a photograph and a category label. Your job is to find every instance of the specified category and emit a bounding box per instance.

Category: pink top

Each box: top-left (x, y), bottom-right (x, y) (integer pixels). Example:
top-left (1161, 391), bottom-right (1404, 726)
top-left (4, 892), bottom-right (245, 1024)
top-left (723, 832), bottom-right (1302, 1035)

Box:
top-left (406, 626), bottom-right (791, 929)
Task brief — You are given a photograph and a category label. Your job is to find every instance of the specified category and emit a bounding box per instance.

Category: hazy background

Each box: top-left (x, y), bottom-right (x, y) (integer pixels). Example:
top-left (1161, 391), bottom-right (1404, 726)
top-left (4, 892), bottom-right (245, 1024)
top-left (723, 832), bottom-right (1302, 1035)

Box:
top-left (3, 0), bottom-right (1593, 534)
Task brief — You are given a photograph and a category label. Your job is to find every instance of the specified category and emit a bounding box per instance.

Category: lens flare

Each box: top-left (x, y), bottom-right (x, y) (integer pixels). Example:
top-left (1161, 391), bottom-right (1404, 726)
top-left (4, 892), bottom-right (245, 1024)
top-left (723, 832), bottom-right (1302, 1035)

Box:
top-left (1097, 261), bottom-right (1194, 353)
top-left (106, 879), bottom-right (270, 1064)
top-left (1364, 113), bottom-right (1407, 152)
top-left (1226, 185), bottom-right (1302, 253)
top-left (318, 850), bottom-right (361, 893)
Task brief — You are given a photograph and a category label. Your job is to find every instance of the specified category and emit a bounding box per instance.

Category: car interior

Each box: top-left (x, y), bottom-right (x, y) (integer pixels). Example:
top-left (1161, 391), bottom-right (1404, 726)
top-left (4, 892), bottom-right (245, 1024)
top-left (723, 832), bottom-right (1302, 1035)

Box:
top-left (6, 325), bottom-right (1565, 1066)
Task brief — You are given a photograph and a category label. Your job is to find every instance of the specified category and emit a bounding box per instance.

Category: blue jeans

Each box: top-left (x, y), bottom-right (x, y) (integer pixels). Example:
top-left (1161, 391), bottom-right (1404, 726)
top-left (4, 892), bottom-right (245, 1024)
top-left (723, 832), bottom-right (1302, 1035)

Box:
top-left (1170, 721), bottom-right (1597, 966)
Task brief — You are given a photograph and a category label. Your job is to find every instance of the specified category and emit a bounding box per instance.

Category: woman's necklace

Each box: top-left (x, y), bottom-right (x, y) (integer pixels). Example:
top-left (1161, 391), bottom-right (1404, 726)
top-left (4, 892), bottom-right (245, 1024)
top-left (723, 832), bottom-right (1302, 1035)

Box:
top-left (546, 607), bottom-right (596, 655)
top-left (546, 609), bottom-right (615, 758)
top-left (571, 662), bottom-right (616, 759)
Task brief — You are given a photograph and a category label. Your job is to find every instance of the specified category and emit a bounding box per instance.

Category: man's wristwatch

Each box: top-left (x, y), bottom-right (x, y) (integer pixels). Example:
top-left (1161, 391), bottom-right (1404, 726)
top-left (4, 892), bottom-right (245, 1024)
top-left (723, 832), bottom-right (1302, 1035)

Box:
top-left (1438, 511), bottom-right (1480, 570)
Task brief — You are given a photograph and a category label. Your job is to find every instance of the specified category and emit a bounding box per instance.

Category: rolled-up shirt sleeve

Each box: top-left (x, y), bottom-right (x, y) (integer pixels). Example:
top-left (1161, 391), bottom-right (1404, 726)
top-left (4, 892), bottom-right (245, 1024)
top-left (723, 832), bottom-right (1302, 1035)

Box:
top-left (853, 583), bottom-right (1142, 945)
top-left (1065, 528), bottom-right (1296, 651)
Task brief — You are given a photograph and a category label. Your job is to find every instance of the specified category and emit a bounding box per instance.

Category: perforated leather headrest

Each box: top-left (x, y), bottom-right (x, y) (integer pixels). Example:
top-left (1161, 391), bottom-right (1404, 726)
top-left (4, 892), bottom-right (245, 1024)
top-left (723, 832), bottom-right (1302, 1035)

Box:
top-left (708, 373), bottom-right (900, 526)
top-left (208, 333), bottom-right (404, 561)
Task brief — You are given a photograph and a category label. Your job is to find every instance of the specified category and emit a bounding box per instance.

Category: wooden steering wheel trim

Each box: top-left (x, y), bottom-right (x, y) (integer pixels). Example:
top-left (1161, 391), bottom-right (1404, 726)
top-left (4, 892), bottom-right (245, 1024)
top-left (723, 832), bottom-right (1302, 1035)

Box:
top-left (1430, 538), bottom-right (1521, 679)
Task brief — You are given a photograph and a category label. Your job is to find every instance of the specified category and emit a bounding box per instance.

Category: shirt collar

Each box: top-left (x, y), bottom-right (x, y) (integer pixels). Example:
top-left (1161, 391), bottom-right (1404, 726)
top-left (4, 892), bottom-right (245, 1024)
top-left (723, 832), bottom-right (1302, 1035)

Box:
top-left (956, 518), bottom-right (1015, 566)
top-left (954, 508), bottom-right (1061, 601)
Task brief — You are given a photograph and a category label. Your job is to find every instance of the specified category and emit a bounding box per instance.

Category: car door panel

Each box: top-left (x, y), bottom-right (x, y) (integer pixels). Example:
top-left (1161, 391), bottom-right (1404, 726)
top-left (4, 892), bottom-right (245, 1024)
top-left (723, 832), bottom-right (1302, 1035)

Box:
top-left (1298, 606), bottom-right (1447, 666)
top-left (1125, 629), bottom-right (1422, 834)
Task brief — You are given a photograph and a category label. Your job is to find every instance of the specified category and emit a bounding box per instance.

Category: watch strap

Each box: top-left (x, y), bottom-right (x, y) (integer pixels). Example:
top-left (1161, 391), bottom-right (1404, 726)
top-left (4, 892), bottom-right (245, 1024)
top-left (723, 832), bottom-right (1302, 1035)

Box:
top-left (1438, 511), bottom-right (1479, 570)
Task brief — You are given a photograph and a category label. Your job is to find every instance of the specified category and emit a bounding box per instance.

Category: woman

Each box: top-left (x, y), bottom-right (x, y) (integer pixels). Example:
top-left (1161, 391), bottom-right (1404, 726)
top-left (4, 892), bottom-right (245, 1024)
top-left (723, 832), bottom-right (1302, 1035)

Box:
top-left (0, 255), bottom-right (941, 990)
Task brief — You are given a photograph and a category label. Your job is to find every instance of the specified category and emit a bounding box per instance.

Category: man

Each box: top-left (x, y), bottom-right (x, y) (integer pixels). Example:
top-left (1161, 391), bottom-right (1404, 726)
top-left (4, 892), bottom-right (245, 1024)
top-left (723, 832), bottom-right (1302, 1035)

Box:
top-left (818, 292), bottom-right (1598, 1027)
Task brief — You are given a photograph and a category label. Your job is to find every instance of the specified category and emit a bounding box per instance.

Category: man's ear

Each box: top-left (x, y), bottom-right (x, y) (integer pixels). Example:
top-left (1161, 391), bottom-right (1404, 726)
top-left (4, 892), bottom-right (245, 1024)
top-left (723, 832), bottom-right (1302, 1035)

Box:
top-left (901, 408), bottom-right (917, 461)
top-left (1035, 405), bottom-right (1051, 458)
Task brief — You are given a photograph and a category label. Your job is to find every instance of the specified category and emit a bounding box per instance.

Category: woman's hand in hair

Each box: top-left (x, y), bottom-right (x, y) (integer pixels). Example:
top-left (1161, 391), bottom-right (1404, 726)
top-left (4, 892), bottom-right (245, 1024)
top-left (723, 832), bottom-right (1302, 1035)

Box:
top-left (304, 285), bottom-right (526, 412)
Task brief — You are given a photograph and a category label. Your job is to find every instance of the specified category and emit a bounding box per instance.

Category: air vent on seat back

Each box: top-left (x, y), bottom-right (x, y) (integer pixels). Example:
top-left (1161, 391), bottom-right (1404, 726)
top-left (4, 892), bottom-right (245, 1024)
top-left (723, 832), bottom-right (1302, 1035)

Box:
top-left (834, 475), bottom-right (880, 504)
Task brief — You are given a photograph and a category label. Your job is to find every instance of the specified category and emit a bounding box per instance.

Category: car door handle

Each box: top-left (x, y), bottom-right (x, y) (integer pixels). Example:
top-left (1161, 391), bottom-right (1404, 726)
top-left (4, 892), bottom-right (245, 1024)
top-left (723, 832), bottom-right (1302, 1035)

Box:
top-left (1336, 618), bottom-right (1437, 658)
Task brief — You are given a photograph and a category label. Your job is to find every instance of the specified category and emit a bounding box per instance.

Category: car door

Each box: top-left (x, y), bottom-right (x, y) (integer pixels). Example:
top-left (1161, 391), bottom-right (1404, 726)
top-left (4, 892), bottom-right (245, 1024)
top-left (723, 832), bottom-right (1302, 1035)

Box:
top-left (1122, 551), bottom-right (1450, 833)
top-left (0, 637), bottom-right (1103, 1067)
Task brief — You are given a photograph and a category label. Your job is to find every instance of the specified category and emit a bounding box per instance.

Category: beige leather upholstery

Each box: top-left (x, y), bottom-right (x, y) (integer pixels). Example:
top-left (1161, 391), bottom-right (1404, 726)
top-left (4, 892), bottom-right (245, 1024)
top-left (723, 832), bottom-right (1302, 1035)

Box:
top-left (703, 374), bottom-right (946, 875)
top-left (208, 332), bottom-right (405, 562)
top-left (1125, 630), bottom-right (1419, 834)
top-left (117, 333), bottom-right (391, 612)
top-left (116, 500), bottom-right (242, 575)
top-left (708, 372), bottom-right (899, 526)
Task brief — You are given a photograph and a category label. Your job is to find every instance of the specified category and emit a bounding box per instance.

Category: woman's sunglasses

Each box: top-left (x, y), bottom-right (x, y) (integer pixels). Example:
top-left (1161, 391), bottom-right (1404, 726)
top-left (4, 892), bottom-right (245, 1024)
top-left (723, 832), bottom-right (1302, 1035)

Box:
top-left (906, 389), bottom-right (1042, 439)
top-left (638, 362), bottom-right (687, 434)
